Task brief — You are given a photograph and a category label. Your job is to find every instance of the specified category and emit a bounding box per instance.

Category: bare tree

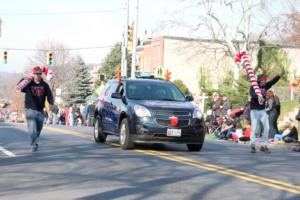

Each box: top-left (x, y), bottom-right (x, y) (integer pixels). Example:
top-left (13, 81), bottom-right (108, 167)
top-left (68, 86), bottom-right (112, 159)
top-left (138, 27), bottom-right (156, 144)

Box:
top-left (8, 90), bottom-right (24, 113)
top-left (283, 11), bottom-right (300, 47)
top-left (160, 0), bottom-right (297, 83)
top-left (25, 39), bottom-right (74, 94)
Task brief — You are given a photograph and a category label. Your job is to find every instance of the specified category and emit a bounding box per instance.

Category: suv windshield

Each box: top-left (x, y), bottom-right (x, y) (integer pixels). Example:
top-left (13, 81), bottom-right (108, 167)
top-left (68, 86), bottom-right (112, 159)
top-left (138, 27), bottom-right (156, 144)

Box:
top-left (126, 81), bottom-right (186, 101)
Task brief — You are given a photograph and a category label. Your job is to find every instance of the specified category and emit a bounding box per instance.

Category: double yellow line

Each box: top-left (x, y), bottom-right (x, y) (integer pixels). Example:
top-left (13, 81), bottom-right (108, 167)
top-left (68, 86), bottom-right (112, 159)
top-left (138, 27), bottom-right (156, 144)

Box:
top-left (45, 126), bottom-right (300, 195)
top-left (136, 149), bottom-right (300, 195)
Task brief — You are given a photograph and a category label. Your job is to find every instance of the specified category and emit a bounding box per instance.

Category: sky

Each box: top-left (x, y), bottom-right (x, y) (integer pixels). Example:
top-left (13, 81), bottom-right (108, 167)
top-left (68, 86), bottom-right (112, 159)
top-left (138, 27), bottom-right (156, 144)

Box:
top-left (0, 0), bottom-right (181, 73)
top-left (0, 0), bottom-right (297, 73)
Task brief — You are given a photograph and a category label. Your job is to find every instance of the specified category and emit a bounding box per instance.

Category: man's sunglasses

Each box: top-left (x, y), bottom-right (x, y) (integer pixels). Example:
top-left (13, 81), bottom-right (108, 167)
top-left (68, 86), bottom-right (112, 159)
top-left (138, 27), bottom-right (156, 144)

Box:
top-left (35, 73), bottom-right (42, 75)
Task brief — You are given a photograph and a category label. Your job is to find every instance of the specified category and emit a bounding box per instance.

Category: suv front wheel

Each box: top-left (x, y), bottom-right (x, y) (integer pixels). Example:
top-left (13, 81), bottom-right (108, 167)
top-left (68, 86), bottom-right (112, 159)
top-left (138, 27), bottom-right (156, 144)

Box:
top-left (94, 116), bottom-right (107, 143)
top-left (120, 118), bottom-right (134, 150)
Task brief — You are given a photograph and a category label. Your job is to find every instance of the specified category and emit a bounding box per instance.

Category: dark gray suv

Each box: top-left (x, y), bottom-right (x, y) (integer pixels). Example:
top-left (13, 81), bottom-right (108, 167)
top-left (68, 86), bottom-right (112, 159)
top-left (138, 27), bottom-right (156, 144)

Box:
top-left (93, 78), bottom-right (205, 151)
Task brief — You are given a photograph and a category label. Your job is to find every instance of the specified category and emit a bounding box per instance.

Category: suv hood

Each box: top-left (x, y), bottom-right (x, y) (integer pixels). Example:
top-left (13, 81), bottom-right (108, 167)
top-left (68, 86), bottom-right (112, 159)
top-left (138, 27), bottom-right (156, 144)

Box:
top-left (131, 100), bottom-right (195, 111)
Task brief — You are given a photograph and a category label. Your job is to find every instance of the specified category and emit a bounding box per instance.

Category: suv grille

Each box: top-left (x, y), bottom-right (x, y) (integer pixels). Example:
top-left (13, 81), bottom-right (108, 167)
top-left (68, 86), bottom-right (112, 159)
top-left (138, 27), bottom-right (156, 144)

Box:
top-left (153, 110), bottom-right (190, 116)
top-left (153, 110), bottom-right (191, 127)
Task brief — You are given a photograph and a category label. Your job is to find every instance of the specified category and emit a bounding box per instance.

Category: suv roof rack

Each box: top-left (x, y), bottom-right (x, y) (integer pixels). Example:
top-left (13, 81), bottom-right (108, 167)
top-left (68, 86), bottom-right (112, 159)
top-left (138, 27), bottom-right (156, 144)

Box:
top-left (135, 71), bottom-right (155, 79)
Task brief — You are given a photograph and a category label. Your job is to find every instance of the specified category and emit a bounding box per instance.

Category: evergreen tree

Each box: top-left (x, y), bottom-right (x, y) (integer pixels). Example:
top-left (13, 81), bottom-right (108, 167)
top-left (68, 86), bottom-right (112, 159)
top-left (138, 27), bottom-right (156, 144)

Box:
top-left (257, 42), bottom-right (290, 86)
top-left (97, 42), bottom-right (132, 86)
top-left (73, 57), bottom-right (92, 104)
top-left (63, 56), bottom-right (92, 105)
top-left (62, 67), bottom-right (76, 106)
top-left (198, 65), bottom-right (212, 91)
top-left (173, 79), bottom-right (190, 95)
top-left (204, 70), bottom-right (250, 111)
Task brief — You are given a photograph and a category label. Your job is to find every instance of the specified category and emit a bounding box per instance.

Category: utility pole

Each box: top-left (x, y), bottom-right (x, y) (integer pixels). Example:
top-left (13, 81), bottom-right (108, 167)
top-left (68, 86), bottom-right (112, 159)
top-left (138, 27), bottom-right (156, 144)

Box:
top-left (121, 0), bottom-right (129, 77)
top-left (130, 0), bottom-right (139, 79)
top-left (0, 18), bottom-right (2, 37)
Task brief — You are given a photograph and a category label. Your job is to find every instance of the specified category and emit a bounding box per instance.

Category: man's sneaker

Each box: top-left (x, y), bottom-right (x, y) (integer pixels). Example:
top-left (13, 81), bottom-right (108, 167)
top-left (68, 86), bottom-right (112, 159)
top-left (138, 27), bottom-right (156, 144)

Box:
top-left (31, 144), bottom-right (38, 152)
top-left (260, 145), bottom-right (271, 154)
top-left (250, 145), bottom-right (256, 153)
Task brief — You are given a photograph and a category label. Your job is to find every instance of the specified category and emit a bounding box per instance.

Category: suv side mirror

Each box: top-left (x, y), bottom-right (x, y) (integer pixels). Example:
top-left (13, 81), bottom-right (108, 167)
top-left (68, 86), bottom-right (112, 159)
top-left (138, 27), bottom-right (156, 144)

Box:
top-left (185, 95), bottom-right (194, 101)
top-left (111, 92), bottom-right (122, 99)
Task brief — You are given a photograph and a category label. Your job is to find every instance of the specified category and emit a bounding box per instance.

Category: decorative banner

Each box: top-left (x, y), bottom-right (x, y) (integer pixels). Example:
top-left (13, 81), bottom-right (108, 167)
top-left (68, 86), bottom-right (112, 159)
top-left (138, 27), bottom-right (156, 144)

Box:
top-left (235, 51), bottom-right (264, 104)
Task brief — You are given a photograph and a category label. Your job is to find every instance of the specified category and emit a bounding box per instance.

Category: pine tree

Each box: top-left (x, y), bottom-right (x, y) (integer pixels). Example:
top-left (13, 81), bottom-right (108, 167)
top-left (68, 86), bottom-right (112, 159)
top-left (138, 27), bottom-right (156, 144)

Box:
top-left (257, 42), bottom-right (290, 86)
top-left (73, 57), bottom-right (92, 104)
top-left (62, 56), bottom-right (92, 105)
top-left (97, 42), bottom-right (132, 86)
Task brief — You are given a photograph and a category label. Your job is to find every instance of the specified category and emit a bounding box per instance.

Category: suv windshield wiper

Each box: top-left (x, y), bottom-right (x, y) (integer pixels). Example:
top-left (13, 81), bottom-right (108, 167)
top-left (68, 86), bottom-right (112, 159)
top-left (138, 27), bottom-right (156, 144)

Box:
top-left (159, 98), bottom-right (177, 101)
top-left (130, 98), bottom-right (145, 100)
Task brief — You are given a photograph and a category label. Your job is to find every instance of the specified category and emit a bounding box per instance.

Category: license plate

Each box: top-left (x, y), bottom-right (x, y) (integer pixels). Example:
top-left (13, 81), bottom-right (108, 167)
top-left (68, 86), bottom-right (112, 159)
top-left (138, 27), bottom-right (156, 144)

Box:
top-left (167, 129), bottom-right (181, 137)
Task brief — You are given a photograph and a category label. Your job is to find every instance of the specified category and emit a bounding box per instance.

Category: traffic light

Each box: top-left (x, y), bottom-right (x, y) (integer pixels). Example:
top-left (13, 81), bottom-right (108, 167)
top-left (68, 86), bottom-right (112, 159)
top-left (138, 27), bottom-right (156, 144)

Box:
top-left (127, 23), bottom-right (134, 53)
top-left (164, 69), bottom-right (171, 81)
top-left (3, 51), bottom-right (7, 64)
top-left (128, 23), bottom-right (134, 41)
top-left (47, 52), bottom-right (53, 66)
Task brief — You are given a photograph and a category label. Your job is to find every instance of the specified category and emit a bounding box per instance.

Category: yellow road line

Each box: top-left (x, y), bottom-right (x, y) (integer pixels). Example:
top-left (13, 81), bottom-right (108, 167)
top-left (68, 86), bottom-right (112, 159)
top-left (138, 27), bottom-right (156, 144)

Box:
top-left (146, 150), bottom-right (300, 190)
top-left (44, 126), bottom-right (300, 195)
top-left (140, 150), bottom-right (300, 194)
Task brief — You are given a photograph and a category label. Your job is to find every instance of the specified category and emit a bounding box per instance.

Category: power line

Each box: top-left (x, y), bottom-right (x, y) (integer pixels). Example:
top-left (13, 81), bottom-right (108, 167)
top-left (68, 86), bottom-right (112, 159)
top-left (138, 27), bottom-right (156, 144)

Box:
top-left (0, 9), bottom-right (124, 16)
top-left (0, 45), bottom-right (114, 51)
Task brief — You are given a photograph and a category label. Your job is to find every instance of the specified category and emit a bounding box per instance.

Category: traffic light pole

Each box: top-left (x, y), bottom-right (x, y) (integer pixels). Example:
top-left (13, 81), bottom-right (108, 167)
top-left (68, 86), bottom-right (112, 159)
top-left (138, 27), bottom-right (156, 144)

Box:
top-left (0, 18), bottom-right (2, 37)
top-left (130, 0), bottom-right (139, 79)
top-left (121, 0), bottom-right (129, 77)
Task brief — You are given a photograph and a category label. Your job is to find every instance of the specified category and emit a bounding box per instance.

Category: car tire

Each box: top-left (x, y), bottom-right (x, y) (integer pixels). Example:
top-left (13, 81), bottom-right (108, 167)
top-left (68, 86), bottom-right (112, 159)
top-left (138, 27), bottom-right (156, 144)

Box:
top-left (187, 144), bottom-right (203, 152)
top-left (120, 118), bottom-right (134, 150)
top-left (94, 116), bottom-right (107, 143)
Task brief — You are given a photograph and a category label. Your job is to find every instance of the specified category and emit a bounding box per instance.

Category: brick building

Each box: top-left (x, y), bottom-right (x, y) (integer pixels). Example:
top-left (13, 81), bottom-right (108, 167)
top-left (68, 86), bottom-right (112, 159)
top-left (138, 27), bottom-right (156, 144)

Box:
top-left (137, 36), bottom-right (300, 95)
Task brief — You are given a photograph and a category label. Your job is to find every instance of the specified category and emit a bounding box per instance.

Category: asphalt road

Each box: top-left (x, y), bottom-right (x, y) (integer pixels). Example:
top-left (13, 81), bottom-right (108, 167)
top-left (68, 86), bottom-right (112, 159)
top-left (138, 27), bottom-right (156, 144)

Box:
top-left (1, 122), bottom-right (300, 200)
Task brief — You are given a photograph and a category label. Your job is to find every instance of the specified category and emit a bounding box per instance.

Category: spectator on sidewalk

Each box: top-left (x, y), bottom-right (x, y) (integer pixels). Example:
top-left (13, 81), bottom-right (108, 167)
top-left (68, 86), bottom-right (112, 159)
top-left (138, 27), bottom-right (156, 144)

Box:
top-left (273, 90), bottom-right (281, 133)
top-left (87, 103), bottom-right (95, 126)
top-left (58, 107), bottom-right (65, 125)
top-left (222, 94), bottom-right (232, 116)
top-left (280, 120), bottom-right (299, 143)
top-left (293, 103), bottom-right (300, 152)
top-left (265, 89), bottom-right (280, 139)
top-left (51, 104), bottom-right (59, 125)
top-left (69, 105), bottom-right (74, 126)
top-left (81, 104), bottom-right (88, 126)
top-left (211, 92), bottom-right (223, 118)
top-left (74, 105), bottom-right (81, 126)
top-left (64, 106), bottom-right (70, 126)
top-left (242, 97), bottom-right (251, 123)
top-left (43, 108), bottom-right (48, 124)
top-left (295, 100), bottom-right (300, 142)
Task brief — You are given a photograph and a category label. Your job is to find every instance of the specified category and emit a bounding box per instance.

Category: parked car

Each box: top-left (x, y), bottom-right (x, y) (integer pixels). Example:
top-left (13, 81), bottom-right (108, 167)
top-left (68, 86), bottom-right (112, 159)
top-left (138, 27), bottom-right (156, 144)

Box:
top-left (93, 77), bottom-right (205, 151)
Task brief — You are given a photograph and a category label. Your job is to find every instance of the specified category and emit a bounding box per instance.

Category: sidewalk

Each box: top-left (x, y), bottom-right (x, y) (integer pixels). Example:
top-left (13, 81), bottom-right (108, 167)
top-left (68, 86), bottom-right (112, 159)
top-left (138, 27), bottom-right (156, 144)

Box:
top-left (205, 134), bottom-right (300, 150)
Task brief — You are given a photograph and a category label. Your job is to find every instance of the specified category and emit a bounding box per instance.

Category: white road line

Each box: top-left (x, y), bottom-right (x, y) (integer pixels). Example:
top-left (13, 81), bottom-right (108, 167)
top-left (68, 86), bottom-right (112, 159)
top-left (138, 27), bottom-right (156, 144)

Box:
top-left (0, 146), bottom-right (16, 157)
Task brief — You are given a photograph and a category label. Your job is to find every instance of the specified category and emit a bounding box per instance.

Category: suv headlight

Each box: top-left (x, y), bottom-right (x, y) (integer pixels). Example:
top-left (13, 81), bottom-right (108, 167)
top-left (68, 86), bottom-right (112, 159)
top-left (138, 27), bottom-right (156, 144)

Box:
top-left (193, 107), bottom-right (203, 119)
top-left (134, 105), bottom-right (151, 117)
